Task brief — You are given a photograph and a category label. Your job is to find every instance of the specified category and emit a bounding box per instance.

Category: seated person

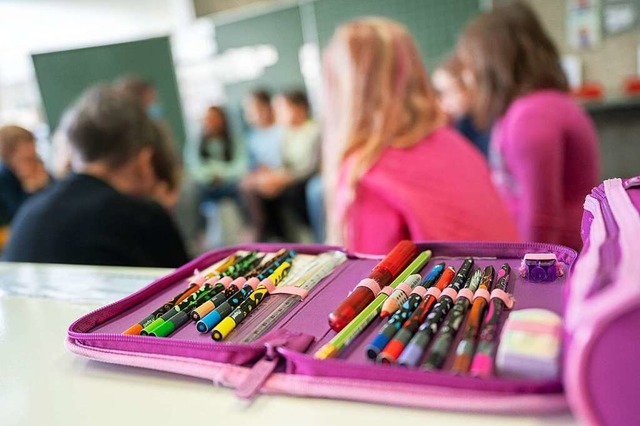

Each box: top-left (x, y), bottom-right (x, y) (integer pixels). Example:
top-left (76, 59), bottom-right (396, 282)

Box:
top-left (113, 76), bottom-right (161, 118)
top-left (149, 121), bottom-right (183, 212)
top-left (322, 18), bottom-right (519, 254)
top-left (243, 89), bottom-right (283, 171)
top-left (432, 55), bottom-right (490, 157)
top-left (183, 105), bottom-right (247, 250)
top-left (0, 125), bottom-right (51, 227)
top-left (187, 106), bottom-right (245, 200)
top-left (2, 85), bottom-right (189, 267)
top-left (241, 90), bottom-right (320, 241)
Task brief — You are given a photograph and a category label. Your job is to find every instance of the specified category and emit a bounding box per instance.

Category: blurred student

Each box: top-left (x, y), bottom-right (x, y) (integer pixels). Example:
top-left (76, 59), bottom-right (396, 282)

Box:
top-left (242, 90), bottom-right (320, 241)
top-left (150, 121), bottom-right (183, 211)
top-left (3, 86), bottom-right (189, 267)
top-left (187, 106), bottom-right (244, 199)
top-left (0, 125), bottom-right (51, 227)
top-left (322, 18), bottom-right (519, 254)
top-left (432, 55), bottom-right (490, 157)
top-left (457, 2), bottom-right (600, 250)
top-left (114, 76), bottom-right (162, 119)
top-left (306, 174), bottom-right (325, 243)
top-left (184, 106), bottom-right (247, 250)
top-left (243, 89), bottom-right (282, 171)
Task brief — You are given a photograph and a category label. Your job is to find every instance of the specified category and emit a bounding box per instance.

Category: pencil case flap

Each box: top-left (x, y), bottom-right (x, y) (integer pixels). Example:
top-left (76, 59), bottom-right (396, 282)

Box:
top-left (564, 177), bottom-right (640, 426)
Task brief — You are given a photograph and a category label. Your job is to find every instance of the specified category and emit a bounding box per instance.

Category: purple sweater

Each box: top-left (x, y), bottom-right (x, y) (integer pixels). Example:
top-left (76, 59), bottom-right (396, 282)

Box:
top-left (491, 90), bottom-right (600, 250)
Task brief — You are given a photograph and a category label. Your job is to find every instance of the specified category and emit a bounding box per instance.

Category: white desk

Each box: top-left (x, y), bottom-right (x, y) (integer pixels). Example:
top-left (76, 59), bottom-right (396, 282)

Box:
top-left (0, 263), bottom-right (578, 426)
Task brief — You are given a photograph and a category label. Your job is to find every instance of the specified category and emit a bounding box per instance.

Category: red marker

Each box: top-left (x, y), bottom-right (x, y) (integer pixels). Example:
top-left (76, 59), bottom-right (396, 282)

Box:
top-left (328, 240), bottom-right (418, 332)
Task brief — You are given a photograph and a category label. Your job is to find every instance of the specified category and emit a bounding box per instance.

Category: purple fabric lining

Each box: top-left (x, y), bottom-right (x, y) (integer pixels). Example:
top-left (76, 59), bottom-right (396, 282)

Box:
top-left (68, 241), bottom-right (576, 395)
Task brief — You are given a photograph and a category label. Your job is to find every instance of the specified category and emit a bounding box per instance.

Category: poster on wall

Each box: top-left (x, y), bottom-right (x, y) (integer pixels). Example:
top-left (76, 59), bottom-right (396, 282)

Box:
top-left (603, 1), bottom-right (638, 35)
top-left (567, 0), bottom-right (603, 49)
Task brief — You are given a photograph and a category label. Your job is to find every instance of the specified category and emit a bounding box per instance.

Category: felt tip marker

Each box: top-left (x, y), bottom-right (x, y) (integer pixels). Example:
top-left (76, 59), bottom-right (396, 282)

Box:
top-left (245, 249), bottom-right (291, 278)
top-left (148, 311), bottom-right (190, 338)
top-left (422, 268), bottom-right (483, 370)
top-left (314, 251), bottom-right (432, 360)
top-left (193, 253), bottom-right (238, 285)
top-left (379, 274), bottom-right (422, 319)
top-left (379, 258), bottom-right (474, 364)
top-left (380, 263), bottom-right (445, 318)
top-left (451, 265), bottom-right (495, 374)
top-left (191, 277), bottom-right (242, 321)
top-left (366, 264), bottom-right (451, 360)
top-left (142, 283), bottom-right (224, 335)
top-left (212, 262), bottom-right (291, 341)
top-left (212, 252), bottom-right (258, 281)
top-left (397, 263), bottom-right (478, 367)
top-left (328, 240), bottom-right (418, 332)
top-left (197, 276), bottom-right (263, 333)
top-left (470, 263), bottom-right (512, 377)
top-left (122, 283), bottom-right (199, 335)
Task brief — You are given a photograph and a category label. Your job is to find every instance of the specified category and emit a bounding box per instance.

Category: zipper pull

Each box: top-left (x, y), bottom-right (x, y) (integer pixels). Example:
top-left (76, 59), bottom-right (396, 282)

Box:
top-left (235, 330), bottom-right (314, 399)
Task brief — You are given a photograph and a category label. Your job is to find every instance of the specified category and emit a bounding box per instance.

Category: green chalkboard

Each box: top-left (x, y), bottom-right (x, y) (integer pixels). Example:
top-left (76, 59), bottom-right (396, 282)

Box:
top-left (32, 36), bottom-right (186, 146)
top-left (214, 5), bottom-right (306, 138)
top-left (307, 0), bottom-right (480, 69)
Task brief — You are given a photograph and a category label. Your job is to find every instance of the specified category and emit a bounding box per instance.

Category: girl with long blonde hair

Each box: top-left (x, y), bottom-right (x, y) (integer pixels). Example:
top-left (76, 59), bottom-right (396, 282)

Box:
top-left (323, 18), bottom-right (519, 253)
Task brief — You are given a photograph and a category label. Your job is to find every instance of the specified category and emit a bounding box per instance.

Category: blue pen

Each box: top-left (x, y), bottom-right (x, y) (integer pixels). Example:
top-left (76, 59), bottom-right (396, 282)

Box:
top-left (366, 263), bottom-right (446, 360)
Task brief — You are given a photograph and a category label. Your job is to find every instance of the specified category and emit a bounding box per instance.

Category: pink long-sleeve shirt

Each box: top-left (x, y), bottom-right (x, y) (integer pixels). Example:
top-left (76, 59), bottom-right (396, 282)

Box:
top-left (338, 126), bottom-right (521, 255)
top-left (491, 90), bottom-right (600, 251)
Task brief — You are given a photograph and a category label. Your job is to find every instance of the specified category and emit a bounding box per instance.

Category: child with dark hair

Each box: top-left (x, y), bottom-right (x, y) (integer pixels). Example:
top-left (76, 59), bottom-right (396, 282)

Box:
top-left (432, 55), bottom-right (490, 157)
top-left (457, 1), bottom-right (600, 249)
top-left (241, 89), bottom-right (320, 241)
top-left (0, 125), bottom-right (51, 227)
top-left (3, 85), bottom-right (189, 267)
top-left (243, 89), bottom-right (283, 171)
top-left (188, 106), bottom-right (242, 197)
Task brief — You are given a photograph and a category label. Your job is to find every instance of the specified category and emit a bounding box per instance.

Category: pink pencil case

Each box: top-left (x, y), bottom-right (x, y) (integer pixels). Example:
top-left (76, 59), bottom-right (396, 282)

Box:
top-left (564, 177), bottom-right (640, 426)
top-left (67, 239), bottom-right (580, 415)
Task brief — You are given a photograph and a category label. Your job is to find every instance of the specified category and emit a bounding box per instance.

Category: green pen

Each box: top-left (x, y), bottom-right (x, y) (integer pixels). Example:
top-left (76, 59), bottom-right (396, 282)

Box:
top-left (148, 311), bottom-right (190, 338)
top-left (314, 250), bottom-right (432, 359)
top-left (142, 283), bottom-right (217, 335)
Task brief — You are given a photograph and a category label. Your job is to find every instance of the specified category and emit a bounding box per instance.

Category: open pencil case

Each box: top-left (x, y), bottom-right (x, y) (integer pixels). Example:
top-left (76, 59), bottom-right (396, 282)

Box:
top-left (67, 239), bottom-right (578, 415)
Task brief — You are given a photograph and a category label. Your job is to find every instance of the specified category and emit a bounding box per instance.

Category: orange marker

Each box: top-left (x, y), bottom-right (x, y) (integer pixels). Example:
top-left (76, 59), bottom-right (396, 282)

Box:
top-left (122, 283), bottom-right (200, 335)
top-left (123, 253), bottom-right (237, 335)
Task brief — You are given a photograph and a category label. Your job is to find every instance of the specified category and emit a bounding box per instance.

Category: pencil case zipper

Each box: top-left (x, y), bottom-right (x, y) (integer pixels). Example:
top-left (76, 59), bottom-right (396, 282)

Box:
top-left (277, 346), bottom-right (561, 394)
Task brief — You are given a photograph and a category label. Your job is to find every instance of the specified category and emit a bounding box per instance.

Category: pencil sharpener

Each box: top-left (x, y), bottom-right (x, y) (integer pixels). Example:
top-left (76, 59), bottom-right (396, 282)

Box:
top-left (520, 253), bottom-right (559, 283)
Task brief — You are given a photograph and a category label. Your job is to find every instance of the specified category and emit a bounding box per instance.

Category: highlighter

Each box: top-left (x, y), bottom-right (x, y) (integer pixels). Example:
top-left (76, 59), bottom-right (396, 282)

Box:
top-left (328, 240), bottom-right (418, 332)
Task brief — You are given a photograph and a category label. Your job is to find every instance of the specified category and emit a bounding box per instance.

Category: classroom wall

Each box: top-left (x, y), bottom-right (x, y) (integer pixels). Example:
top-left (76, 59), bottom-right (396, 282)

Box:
top-left (525, 0), bottom-right (640, 92)
top-left (32, 37), bottom-right (186, 146)
top-left (210, 0), bottom-right (480, 142)
top-left (523, 0), bottom-right (640, 180)
top-left (0, 0), bottom-right (183, 130)
top-left (214, 5), bottom-right (307, 141)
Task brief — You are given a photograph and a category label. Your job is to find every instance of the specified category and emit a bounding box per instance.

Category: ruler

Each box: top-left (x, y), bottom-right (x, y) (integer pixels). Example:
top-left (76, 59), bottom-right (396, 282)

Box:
top-left (237, 251), bottom-right (347, 343)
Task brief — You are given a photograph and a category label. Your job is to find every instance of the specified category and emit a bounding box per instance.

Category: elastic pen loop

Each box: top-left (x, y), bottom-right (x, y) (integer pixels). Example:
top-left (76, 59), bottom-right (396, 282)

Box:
top-left (425, 287), bottom-right (441, 299)
top-left (379, 286), bottom-right (394, 297)
top-left (490, 289), bottom-right (515, 309)
top-left (440, 287), bottom-right (458, 302)
top-left (472, 288), bottom-right (491, 302)
top-left (457, 288), bottom-right (474, 302)
top-left (355, 278), bottom-right (382, 294)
